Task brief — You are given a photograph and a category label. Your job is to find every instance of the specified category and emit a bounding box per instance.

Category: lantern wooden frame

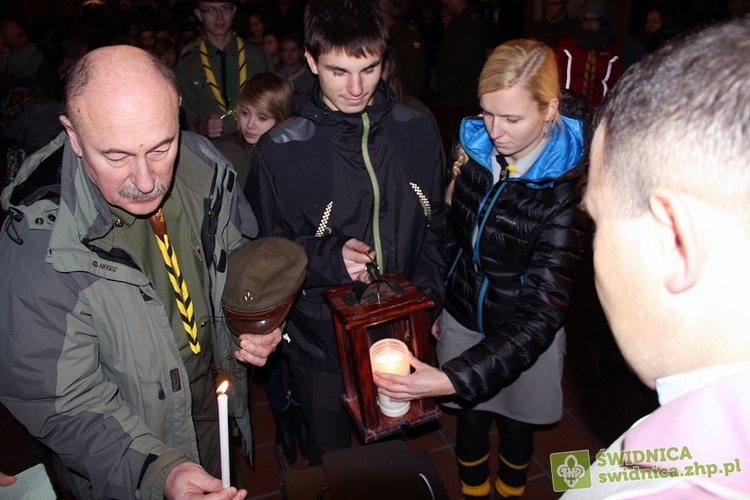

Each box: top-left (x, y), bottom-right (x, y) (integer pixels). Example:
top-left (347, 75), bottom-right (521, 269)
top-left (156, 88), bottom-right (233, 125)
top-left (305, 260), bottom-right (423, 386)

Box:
top-left (323, 272), bottom-right (442, 443)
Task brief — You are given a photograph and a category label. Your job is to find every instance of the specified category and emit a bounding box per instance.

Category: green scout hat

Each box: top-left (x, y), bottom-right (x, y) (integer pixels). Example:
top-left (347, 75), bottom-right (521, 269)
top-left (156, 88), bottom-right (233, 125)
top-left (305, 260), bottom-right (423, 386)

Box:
top-left (222, 237), bottom-right (307, 335)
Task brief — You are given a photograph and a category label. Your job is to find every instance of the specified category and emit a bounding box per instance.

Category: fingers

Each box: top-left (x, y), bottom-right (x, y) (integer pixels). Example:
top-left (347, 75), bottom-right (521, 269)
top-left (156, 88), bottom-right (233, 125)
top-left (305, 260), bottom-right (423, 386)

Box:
top-left (342, 238), bottom-right (376, 281)
top-left (430, 318), bottom-right (441, 339)
top-left (374, 370), bottom-right (408, 385)
top-left (234, 342), bottom-right (273, 366)
top-left (343, 238), bottom-right (371, 254)
top-left (237, 328), bottom-right (281, 348)
top-left (374, 361), bottom-right (456, 400)
top-left (164, 461), bottom-right (227, 498)
top-left (0, 471), bottom-right (16, 487)
top-left (234, 329), bottom-right (281, 367)
top-left (354, 268), bottom-right (374, 284)
top-left (204, 488), bottom-right (248, 500)
top-left (373, 372), bottom-right (414, 402)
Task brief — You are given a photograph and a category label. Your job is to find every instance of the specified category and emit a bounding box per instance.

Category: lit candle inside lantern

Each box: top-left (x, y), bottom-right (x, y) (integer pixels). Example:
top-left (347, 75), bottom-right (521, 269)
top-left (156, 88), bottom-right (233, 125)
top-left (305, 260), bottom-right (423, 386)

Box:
top-left (216, 380), bottom-right (230, 488)
top-left (370, 338), bottom-right (411, 417)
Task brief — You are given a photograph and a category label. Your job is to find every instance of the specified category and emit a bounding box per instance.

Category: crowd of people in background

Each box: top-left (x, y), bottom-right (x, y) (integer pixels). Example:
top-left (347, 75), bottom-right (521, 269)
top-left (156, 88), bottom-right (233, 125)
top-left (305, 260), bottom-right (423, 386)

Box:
top-left (1, 0), bottom-right (745, 167)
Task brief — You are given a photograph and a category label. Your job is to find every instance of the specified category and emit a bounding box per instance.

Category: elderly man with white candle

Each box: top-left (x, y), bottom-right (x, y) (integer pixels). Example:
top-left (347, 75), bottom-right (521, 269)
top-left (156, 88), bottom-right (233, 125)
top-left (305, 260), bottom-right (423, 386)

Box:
top-left (0, 45), bottom-right (281, 499)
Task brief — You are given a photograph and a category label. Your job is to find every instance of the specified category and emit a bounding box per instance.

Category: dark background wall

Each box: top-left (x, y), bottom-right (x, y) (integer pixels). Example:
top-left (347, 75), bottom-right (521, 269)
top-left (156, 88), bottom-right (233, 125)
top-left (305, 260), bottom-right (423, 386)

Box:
top-left (5, 0), bottom-right (736, 42)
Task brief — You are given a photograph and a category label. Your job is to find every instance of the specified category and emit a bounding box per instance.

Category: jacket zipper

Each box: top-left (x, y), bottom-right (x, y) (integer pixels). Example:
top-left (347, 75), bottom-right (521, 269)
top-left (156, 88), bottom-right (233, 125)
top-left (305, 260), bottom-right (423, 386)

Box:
top-left (361, 113), bottom-right (384, 271)
top-left (473, 180), bottom-right (508, 337)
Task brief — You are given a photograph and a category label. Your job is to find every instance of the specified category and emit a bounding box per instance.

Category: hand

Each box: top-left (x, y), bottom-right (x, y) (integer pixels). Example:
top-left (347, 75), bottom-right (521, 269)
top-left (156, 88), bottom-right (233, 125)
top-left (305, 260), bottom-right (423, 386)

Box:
top-left (373, 357), bottom-right (456, 401)
top-left (0, 471), bottom-right (16, 487)
top-left (430, 317), bottom-right (441, 340)
top-left (342, 238), bottom-right (375, 282)
top-left (233, 327), bottom-right (282, 366)
top-left (201, 114), bottom-right (224, 139)
top-left (164, 462), bottom-right (246, 499)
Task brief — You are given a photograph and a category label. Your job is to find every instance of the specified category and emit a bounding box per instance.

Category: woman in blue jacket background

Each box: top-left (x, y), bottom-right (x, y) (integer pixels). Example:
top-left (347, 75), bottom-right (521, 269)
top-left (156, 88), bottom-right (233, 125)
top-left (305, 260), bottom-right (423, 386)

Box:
top-left (375, 39), bottom-right (590, 499)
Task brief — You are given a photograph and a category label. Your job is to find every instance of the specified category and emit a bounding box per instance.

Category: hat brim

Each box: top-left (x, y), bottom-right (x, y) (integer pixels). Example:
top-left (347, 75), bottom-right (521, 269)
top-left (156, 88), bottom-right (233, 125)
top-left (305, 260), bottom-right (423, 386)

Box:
top-left (223, 291), bottom-right (299, 336)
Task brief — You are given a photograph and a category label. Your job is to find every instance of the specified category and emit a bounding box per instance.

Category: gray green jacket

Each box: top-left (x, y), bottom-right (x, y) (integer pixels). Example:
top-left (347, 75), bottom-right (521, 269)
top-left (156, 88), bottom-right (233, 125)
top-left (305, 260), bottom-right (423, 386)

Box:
top-left (0, 131), bottom-right (258, 499)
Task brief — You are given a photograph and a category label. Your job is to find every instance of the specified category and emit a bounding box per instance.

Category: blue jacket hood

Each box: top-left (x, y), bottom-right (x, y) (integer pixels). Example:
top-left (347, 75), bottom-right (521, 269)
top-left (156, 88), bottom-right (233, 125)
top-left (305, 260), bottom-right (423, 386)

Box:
top-left (459, 115), bottom-right (585, 187)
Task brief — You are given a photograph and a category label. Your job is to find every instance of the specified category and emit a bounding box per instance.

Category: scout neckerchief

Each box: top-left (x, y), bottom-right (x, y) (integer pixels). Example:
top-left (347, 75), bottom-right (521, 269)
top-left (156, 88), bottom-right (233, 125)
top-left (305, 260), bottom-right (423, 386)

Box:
top-left (199, 35), bottom-right (247, 114)
top-left (149, 208), bottom-right (201, 355)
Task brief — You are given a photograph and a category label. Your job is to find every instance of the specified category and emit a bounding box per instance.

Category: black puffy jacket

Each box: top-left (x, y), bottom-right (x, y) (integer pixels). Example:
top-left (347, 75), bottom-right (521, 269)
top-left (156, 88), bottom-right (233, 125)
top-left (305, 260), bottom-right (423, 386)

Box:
top-left (245, 70), bottom-right (448, 372)
top-left (441, 93), bottom-right (590, 403)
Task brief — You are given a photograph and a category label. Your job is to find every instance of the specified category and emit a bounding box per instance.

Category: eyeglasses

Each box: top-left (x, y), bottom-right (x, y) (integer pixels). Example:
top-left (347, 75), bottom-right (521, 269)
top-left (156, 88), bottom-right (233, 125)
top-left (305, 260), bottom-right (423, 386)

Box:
top-left (199, 4), bottom-right (233, 16)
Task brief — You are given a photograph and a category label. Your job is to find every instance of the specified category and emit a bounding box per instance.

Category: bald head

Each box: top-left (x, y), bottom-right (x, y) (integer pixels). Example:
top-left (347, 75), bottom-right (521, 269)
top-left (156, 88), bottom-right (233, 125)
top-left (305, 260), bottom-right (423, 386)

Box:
top-left (65, 45), bottom-right (179, 127)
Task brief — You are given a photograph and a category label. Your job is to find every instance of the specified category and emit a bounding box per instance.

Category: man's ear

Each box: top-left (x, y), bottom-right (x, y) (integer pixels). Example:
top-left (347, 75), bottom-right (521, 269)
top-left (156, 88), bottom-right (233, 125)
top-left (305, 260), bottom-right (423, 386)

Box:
top-left (304, 51), bottom-right (319, 75)
top-left (649, 190), bottom-right (700, 294)
top-left (59, 115), bottom-right (83, 158)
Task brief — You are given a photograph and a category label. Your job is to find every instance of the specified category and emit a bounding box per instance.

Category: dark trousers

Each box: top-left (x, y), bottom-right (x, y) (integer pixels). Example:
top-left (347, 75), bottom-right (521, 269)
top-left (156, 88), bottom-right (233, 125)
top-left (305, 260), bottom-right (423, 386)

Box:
top-left (290, 362), bottom-right (352, 465)
top-left (256, 352), bottom-right (301, 412)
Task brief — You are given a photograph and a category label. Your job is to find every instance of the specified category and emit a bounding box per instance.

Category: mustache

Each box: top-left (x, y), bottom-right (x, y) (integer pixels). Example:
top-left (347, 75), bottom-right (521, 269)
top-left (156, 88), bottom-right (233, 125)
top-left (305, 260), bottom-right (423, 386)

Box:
top-left (119, 181), bottom-right (169, 201)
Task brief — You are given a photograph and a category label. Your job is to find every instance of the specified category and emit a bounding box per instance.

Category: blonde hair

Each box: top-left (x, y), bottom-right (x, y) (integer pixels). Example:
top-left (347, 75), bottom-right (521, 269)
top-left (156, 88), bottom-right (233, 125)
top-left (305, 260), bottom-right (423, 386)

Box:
top-left (236, 72), bottom-right (293, 123)
top-left (478, 39), bottom-right (560, 116)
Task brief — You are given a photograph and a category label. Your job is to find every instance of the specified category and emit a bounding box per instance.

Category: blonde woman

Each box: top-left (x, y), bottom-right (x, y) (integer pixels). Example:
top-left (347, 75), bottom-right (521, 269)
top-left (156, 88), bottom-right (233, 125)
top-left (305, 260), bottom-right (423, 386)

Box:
top-left (375, 39), bottom-right (590, 499)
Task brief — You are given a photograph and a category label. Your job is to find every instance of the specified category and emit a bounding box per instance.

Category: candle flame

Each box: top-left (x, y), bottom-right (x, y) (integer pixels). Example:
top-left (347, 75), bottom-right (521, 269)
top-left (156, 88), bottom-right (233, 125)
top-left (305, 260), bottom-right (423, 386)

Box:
top-left (216, 380), bottom-right (229, 395)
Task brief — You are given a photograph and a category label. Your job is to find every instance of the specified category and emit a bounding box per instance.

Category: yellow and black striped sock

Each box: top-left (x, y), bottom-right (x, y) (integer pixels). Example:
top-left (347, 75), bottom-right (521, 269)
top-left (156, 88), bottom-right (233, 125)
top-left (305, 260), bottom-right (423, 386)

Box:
top-left (495, 453), bottom-right (530, 498)
top-left (458, 452), bottom-right (492, 498)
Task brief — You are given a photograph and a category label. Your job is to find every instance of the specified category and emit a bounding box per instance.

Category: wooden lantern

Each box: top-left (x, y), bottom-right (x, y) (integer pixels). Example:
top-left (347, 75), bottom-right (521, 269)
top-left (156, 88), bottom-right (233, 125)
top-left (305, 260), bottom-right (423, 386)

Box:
top-left (323, 272), bottom-right (442, 443)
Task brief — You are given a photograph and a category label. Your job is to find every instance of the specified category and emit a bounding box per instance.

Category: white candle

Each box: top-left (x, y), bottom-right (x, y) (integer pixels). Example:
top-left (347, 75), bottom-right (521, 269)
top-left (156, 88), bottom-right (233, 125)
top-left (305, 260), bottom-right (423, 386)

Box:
top-left (217, 380), bottom-right (230, 488)
top-left (370, 339), bottom-right (411, 417)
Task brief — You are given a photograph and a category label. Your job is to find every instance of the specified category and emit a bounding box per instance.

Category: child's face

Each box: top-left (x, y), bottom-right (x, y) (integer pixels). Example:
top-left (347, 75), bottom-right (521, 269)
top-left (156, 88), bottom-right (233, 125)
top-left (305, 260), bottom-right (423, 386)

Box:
top-left (281, 40), bottom-right (301, 66)
top-left (644, 10), bottom-right (663, 33)
top-left (248, 14), bottom-right (265, 38)
top-left (264, 34), bottom-right (280, 56)
top-left (159, 49), bottom-right (177, 69)
top-left (238, 103), bottom-right (277, 144)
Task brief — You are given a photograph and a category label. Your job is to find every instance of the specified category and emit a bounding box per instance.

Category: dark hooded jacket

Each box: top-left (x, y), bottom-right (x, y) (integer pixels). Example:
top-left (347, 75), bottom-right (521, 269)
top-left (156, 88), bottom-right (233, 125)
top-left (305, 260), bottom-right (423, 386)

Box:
top-left (245, 70), bottom-right (448, 372)
top-left (441, 92), bottom-right (590, 403)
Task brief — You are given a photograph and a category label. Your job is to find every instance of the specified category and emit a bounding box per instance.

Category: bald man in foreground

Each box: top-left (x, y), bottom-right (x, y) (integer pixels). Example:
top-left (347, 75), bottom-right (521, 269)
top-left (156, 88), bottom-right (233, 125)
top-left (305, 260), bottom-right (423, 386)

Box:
top-left (563, 17), bottom-right (750, 498)
top-left (0, 45), bottom-right (280, 499)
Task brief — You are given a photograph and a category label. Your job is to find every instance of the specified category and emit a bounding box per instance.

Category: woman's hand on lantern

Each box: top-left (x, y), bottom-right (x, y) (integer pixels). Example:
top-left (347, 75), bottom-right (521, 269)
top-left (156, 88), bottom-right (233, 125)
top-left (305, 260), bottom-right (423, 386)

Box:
top-left (234, 327), bottom-right (282, 366)
top-left (373, 357), bottom-right (456, 401)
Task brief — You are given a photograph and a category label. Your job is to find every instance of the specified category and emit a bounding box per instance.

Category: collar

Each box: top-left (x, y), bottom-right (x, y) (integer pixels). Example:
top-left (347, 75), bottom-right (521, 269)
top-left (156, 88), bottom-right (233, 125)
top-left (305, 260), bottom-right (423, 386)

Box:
top-left (461, 117), bottom-right (584, 186)
top-left (202, 34), bottom-right (238, 55)
top-left (655, 361), bottom-right (750, 406)
top-left (109, 203), bottom-right (138, 230)
top-left (491, 134), bottom-right (551, 182)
